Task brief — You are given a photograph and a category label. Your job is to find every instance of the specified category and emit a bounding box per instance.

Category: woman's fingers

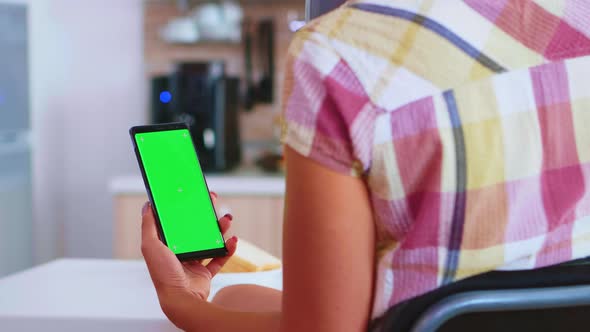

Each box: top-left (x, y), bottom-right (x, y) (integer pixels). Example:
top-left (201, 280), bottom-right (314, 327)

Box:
top-left (219, 213), bottom-right (233, 235)
top-left (210, 191), bottom-right (218, 207)
top-left (140, 201), bottom-right (184, 294)
top-left (206, 236), bottom-right (238, 277)
top-left (141, 202), bottom-right (159, 242)
top-left (141, 201), bottom-right (172, 259)
top-left (209, 192), bottom-right (234, 235)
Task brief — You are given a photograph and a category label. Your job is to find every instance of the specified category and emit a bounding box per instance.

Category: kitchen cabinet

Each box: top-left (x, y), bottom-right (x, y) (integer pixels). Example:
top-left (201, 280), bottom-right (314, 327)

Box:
top-left (216, 196), bottom-right (284, 258)
top-left (111, 175), bottom-right (285, 259)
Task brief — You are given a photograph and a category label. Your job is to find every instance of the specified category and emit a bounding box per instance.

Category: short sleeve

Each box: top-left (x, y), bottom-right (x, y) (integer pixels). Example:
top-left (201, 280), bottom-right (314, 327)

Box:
top-left (281, 31), bottom-right (373, 177)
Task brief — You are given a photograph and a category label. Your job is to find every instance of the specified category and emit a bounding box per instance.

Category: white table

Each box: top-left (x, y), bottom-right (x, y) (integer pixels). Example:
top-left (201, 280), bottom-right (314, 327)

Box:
top-left (0, 259), bottom-right (283, 331)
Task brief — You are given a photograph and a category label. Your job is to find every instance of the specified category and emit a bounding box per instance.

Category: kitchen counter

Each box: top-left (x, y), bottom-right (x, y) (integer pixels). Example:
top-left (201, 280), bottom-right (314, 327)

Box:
top-left (110, 170), bottom-right (285, 197)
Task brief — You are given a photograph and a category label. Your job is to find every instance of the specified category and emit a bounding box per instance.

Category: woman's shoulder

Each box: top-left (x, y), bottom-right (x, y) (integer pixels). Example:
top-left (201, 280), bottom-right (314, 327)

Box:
top-left (288, 1), bottom-right (447, 110)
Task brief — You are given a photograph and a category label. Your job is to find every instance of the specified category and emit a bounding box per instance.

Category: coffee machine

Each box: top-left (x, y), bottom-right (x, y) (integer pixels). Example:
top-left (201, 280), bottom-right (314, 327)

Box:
top-left (306, 0), bottom-right (346, 21)
top-left (150, 62), bottom-right (241, 172)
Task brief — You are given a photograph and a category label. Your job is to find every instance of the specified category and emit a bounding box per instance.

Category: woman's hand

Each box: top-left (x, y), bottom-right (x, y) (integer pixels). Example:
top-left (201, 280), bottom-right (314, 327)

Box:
top-left (140, 193), bottom-right (238, 322)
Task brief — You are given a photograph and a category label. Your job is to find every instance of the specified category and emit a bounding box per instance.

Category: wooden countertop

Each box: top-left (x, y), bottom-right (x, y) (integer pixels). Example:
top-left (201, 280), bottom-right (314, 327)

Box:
top-left (110, 170), bottom-right (285, 197)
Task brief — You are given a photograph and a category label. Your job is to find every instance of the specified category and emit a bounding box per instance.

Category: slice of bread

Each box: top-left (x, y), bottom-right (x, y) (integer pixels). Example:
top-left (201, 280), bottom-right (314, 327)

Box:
top-left (220, 239), bottom-right (282, 273)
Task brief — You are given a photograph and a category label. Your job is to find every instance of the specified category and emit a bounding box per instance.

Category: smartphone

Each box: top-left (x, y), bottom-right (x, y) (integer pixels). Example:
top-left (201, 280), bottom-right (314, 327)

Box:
top-left (130, 122), bottom-right (227, 261)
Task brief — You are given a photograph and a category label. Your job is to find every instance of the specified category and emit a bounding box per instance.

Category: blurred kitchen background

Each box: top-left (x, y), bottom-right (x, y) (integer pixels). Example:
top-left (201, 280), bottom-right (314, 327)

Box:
top-left (0, 0), bottom-right (345, 277)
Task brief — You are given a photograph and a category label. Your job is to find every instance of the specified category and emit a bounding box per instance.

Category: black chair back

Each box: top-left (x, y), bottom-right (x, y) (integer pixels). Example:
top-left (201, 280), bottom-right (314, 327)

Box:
top-left (371, 257), bottom-right (590, 332)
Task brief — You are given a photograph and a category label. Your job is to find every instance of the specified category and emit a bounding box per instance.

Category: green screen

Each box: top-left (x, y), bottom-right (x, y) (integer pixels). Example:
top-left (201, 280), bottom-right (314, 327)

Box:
top-left (135, 129), bottom-right (224, 255)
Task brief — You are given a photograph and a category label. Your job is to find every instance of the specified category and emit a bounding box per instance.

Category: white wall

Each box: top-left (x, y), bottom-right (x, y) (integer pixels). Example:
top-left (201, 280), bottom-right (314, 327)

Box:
top-left (26, 0), bottom-right (145, 261)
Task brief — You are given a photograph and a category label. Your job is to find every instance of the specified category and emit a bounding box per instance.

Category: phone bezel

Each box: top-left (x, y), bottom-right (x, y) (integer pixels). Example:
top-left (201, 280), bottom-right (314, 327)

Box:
top-left (130, 122), bottom-right (228, 261)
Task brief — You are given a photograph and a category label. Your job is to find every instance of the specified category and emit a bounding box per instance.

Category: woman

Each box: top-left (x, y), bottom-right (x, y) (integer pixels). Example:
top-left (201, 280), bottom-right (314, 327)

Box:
top-left (141, 1), bottom-right (590, 331)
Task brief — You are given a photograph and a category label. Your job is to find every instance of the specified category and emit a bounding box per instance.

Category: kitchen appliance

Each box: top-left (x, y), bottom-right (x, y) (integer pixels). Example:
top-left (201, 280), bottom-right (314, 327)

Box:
top-left (0, 3), bottom-right (33, 277)
top-left (150, 75), bottom-right (172, 124)
top-left (255, 19), bottom-right (275, 104)
top-left (150, 62), bottom-right (241, 172)
top-left (242, 18), bottom-right (275, 111)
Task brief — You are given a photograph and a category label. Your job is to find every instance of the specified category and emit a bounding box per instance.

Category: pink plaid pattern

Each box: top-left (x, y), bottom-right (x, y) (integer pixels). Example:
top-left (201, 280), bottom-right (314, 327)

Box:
top-left (281, 0), bottom-right (590, 319)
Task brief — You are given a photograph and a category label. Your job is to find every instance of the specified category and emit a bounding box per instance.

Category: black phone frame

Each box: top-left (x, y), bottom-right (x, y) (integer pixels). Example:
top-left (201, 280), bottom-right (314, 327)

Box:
top-left (129, 122), bottom-right (228, 261)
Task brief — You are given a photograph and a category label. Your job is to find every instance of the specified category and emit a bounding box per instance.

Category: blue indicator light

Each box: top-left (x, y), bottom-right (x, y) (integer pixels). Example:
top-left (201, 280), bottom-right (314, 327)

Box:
top-left (159, 91), bottom-right (172, 104)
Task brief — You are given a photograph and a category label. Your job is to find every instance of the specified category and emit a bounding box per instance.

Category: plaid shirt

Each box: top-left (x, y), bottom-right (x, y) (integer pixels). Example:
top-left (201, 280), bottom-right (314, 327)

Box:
top-left (281, 0), bottom-right (590, 319)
